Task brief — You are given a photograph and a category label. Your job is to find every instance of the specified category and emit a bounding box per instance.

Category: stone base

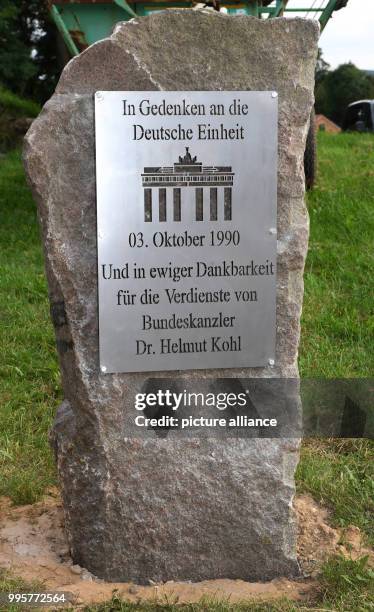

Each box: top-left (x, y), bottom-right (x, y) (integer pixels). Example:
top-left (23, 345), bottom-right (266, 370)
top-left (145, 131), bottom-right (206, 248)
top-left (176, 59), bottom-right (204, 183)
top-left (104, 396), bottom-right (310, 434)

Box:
top-left (54, 399), bottom-right (300, 583)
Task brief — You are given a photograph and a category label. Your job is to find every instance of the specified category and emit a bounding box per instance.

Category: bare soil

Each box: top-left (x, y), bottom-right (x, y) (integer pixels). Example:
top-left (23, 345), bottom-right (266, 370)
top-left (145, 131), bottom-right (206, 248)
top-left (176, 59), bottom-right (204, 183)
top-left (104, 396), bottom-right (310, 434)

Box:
top-left (0, 490), bottom-right (372, 608)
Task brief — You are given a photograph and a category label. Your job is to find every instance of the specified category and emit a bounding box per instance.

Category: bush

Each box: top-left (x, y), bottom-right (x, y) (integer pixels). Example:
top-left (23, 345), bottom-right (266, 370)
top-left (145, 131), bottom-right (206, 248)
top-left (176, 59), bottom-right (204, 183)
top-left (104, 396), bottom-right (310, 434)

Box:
top-left (0, 86), bottom-right (40, 152)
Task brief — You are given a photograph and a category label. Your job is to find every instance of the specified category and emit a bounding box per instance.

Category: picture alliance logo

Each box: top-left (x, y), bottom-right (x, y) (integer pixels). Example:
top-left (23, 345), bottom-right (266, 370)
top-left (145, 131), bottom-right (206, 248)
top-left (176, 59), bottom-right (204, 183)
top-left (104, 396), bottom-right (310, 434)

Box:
top-left (141, 148), bottom-right (235, 223)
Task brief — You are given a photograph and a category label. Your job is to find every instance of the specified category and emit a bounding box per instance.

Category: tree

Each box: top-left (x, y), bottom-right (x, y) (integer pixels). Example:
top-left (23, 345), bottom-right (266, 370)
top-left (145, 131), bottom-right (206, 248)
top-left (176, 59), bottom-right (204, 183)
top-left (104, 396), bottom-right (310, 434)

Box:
top-left (0, 2), bottom-right (36, 95)
top-left (315, 62), bottom-right (374, 126)
top-left (326, 63), bottom-right (374, 125)
top-left (315, 47), bottom-right (330, 84)
top-left (0, 0), bottom-right (60, 103)
top-left (314, 48), bottom-right (331, 118)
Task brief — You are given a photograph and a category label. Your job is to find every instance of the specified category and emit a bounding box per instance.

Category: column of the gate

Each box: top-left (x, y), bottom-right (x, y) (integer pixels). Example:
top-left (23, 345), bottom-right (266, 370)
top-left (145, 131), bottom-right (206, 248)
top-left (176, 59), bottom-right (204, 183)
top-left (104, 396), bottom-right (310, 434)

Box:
top-left (144, 185), bottom-right (170, 222)
top-left (210, 186), bottom-right (218, 221)
top-left (144, 188), bottom-right (152, 222)
top-left (173, 187), bottom-right (181, 221)
top-left (224, 186), bottom-right (232, 221)
top-left (158, 186), bottom-right (166, 221)
top-left (144, 182), bottom-right (232, 222)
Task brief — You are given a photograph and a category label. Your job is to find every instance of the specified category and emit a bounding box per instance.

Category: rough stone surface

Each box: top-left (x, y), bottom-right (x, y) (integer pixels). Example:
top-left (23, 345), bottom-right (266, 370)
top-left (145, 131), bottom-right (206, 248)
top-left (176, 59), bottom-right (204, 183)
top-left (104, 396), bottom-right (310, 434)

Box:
top-left (24, 11), bottom-right (318, 583)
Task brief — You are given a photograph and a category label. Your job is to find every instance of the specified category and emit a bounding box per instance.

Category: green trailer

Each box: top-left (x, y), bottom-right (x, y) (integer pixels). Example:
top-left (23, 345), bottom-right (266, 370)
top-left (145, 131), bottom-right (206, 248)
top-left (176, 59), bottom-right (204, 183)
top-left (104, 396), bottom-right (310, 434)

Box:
top-left (49, 0), bottom-right (350, 188)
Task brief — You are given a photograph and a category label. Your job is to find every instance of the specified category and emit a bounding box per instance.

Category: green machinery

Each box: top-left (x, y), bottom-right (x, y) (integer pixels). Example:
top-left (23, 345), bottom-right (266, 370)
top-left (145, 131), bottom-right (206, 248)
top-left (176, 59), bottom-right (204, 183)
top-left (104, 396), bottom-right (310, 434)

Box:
top-left (49, 0), bottom-right (349, 188)
top-left (50, 0), bottom-right (349, 57)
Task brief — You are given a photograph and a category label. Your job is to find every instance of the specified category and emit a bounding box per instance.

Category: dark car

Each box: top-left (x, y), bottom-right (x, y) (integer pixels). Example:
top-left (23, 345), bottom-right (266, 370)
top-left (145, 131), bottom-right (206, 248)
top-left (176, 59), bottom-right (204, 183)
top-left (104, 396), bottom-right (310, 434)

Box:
top-left (342, 100), bottom-right (374, 132)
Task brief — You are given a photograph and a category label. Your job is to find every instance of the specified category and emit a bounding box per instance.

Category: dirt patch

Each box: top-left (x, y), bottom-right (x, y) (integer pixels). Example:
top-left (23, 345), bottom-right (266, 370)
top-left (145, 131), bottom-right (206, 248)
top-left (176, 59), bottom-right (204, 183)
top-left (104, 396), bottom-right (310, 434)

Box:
top-left (0, 491), bottom-right (371, 608)
top-left (295, 495), bottom-right (372, 576)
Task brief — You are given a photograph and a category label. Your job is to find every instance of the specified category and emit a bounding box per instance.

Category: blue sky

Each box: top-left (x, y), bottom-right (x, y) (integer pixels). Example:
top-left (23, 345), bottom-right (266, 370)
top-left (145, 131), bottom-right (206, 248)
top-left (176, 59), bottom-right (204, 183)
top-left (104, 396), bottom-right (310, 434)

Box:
top-left (286, 0), bottom-right (374, 70)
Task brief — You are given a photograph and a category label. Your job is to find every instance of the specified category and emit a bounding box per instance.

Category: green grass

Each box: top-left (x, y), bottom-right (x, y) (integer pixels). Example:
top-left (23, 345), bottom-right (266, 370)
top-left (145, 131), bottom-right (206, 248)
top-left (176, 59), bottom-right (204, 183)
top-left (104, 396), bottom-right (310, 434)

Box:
top-left (0, 87), bottom-right (40, 153)
top-left (318, 554), bottom-right (374, 611)
top-left (0, 87), bottom-right (40, 118)
top-left (0, 134), bottom-right (373, 609)
top-left (297, 439), bottom-right (374, 544)
top-left (0, 570), bottom-right (45, 612)
top-left (0, 149), bottom-right (59, 503)
top-left (299, 132), bottom-right (374, 377)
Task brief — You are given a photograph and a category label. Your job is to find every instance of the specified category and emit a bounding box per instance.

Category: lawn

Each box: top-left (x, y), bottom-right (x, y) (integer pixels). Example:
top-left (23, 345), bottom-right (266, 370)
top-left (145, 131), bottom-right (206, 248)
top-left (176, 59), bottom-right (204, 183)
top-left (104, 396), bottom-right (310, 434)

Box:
top-left (0, 132), bottom-right (373, 610)
top-left (299, 132), bottom-right (374, 376)
top-left (0, 149), bottom-right (59, 504)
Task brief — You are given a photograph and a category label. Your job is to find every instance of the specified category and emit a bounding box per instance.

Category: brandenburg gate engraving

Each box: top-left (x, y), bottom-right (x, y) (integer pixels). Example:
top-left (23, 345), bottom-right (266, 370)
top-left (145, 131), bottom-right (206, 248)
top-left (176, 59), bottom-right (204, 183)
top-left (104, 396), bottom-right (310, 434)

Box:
top-left (142, 147), bottom-right (234, 222)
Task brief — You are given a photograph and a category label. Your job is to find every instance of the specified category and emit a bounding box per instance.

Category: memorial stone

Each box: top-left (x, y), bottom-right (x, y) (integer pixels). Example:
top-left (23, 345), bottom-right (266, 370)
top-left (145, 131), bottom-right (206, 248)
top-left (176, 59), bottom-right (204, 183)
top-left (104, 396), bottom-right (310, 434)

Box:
top-left (24, 11), bottom-right (319, 583)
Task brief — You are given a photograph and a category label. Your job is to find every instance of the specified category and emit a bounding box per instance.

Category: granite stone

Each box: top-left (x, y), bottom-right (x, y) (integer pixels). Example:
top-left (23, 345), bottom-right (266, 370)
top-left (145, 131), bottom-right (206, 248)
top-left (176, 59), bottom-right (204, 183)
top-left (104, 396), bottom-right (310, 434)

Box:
top-left (24, 11), bottom-right (318, 583)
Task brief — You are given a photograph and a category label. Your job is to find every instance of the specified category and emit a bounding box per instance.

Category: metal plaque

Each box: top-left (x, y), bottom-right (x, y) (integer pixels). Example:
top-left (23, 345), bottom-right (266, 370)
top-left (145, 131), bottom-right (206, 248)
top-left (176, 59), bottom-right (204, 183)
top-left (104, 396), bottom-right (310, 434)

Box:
top-left (95, 91), bottom-right (277, 373)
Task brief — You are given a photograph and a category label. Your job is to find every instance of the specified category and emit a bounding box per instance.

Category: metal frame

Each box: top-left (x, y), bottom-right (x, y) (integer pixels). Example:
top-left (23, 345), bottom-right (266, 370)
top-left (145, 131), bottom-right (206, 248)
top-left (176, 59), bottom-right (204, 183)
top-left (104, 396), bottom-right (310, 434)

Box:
top-left (261, 0), bottom-right (348, 27)
top-left (50, 0), bottom-right (349, 56)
